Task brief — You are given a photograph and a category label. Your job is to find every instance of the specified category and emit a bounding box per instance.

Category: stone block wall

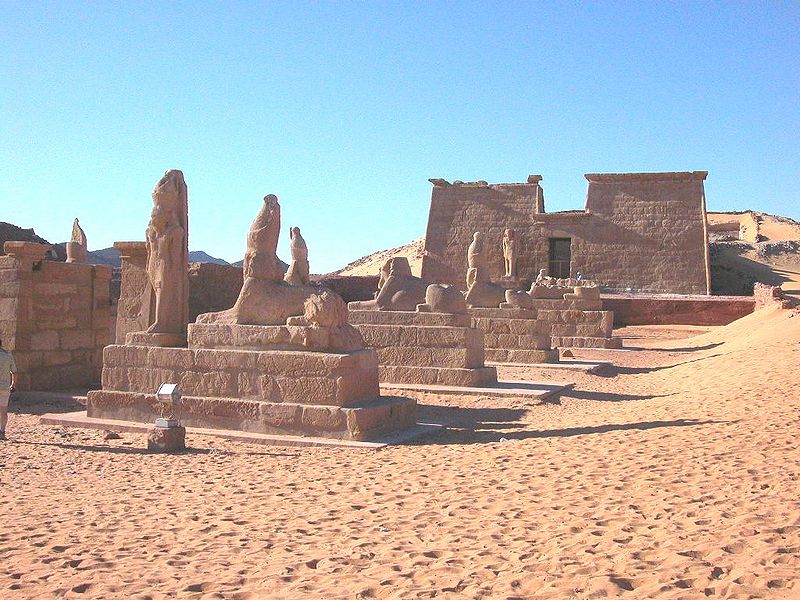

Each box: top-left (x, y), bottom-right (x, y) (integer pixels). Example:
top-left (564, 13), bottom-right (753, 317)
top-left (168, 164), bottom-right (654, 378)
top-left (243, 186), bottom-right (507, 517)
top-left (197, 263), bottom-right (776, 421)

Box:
top-left (421, 172), bottom-right (711, 295)
top-left (114, 245), bottom-right (246, 343)
top-left (421, 179), bottom-right (545, 286)
top-left (601, 293), bottom-right (755, 326)
top-left (1, 242), bottom-right (113, 391)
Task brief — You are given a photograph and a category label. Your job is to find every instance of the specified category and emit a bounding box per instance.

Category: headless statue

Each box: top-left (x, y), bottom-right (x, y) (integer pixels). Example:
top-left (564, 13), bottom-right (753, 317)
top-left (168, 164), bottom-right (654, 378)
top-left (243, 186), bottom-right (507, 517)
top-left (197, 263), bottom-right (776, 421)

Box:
top-left (502, 228), bottom-right (516, 278)
top-left (145, 170), bottom-right (188, 336)
top-left (284, 226), bottom-right (310, 286)
top-left (197, 195), bottom-right (319, 325)
top-left (66, 218), bottom-right (88, 263)
top-left (466, 231), bottom-right (486, 289)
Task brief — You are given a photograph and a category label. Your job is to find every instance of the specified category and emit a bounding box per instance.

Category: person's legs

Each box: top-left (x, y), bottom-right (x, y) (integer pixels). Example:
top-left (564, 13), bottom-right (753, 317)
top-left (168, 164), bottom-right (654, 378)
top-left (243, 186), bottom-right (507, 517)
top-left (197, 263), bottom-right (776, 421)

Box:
top-left (0, 391), bottom-right (9, 439)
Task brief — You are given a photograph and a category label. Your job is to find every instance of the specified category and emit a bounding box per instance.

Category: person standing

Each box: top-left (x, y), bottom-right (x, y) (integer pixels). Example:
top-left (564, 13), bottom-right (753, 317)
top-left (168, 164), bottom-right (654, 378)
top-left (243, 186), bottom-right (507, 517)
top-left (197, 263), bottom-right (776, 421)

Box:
top-left (0, 339), bottom-right (18, 440)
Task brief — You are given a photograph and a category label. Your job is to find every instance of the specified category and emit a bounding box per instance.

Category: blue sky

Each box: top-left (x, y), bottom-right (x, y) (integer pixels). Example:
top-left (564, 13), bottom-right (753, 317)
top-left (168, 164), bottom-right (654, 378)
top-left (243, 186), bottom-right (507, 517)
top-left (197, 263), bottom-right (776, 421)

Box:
top-left (2, 1), bottom-right (798, 272)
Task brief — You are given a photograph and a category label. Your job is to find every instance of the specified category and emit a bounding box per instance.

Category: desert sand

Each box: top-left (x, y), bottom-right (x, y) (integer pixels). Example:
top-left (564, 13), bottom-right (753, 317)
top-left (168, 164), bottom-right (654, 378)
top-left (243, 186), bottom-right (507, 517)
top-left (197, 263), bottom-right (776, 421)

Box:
top-left (2, 305), bottom-right (799, 599)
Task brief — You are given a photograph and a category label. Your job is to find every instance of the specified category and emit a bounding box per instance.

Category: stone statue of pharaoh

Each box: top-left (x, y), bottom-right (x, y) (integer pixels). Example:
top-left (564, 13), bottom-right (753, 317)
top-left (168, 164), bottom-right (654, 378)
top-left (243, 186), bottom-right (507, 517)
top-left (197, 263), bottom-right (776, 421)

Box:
top-left (145, 170), bottom-right (188, 336)
top-left (284, 226), bottom-right (310, 286)
top-left (502, 228), bottom-right (516, 278)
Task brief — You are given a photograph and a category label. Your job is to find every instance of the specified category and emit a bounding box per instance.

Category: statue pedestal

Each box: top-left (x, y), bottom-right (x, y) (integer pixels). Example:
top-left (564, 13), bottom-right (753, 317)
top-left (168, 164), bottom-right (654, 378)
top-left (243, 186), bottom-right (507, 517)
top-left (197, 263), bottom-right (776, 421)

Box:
top-left (147, 424), bottom-right (186, 452)
top-left (348, 310), bottom-right (497, 387)
top-left (126, 332), bottom-right (186, 348)
top-left (88, 328), bottom-right (416, 441)
top-left (468, 307), bottom-right (559, 364)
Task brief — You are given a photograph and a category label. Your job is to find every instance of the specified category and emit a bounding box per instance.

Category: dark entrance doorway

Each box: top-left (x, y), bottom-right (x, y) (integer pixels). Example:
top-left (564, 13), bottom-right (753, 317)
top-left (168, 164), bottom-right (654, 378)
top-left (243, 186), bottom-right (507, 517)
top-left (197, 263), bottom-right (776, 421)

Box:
top-left (548, 238), bottom-right (571, 278)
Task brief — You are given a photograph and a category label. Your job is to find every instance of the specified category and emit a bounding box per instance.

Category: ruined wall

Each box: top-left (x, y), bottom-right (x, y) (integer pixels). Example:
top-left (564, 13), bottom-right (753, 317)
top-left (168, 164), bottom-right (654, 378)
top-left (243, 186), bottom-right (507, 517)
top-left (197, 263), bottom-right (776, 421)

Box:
top-left (1, 242), bottom-right (112, 391)
top-left (421, 177), bottom-right (545, 286)
top-left (420, 172), bottom-right (711, 295)
top-left (115, 253), bottom-right (245, 339)
top-left (114, 242), bottom-right (152, 344)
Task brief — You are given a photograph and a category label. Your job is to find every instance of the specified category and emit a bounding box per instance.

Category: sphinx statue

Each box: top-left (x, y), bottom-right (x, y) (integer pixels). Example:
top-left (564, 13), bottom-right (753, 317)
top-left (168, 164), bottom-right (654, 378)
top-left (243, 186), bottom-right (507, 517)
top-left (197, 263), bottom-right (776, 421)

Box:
top-left (197, 195), bottom-right (322, 325)
top-left (349, 257), bottom-right (429, 311)
top-left (144, 170), bottom-right (189, 338)
top-left (65, 218), bottom-right (88, 264)
top-left (284, 226), bottom-right (310, 286)
top-left (416, 283), bottom-right (467, 314)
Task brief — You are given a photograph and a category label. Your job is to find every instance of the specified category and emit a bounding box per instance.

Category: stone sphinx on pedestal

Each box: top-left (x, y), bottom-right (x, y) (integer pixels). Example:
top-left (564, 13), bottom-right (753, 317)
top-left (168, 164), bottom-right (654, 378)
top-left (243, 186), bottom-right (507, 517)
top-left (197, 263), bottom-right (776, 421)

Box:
top-left (348, 257), bottom-right (429, 312)
top-left (348, 260), bottom-right (497, 387)
top-left (87, 192), bottom-right (415, 441)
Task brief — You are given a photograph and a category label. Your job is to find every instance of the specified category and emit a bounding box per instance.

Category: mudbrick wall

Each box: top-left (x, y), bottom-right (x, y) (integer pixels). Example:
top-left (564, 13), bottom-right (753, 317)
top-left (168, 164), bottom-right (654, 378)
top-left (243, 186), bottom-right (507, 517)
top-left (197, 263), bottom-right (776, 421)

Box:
top-left (0, 242), bottom-right (113, 391)
top-left (421, 172), bottom-right (711, 295)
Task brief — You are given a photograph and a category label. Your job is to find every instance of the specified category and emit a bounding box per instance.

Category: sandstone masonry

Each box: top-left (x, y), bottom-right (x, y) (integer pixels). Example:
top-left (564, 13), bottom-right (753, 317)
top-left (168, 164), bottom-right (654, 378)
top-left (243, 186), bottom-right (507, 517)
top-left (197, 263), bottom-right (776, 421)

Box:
top-left (421, 172), bottom-right (711, 295)
top-left (1, 242), bottom-right (113, 390)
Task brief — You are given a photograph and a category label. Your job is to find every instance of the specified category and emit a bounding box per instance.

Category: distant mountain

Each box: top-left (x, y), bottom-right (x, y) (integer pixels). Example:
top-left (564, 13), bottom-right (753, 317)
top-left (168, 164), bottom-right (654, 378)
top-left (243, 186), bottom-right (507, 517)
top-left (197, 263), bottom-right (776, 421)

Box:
top-left (88, 247), bottom-right (122, 267)
top-left (0, 222), bottom-right (61, 258)
top-left (231, 258), bottom-right (289, 273)
top-left (189, 251), bottom-right (229, 265)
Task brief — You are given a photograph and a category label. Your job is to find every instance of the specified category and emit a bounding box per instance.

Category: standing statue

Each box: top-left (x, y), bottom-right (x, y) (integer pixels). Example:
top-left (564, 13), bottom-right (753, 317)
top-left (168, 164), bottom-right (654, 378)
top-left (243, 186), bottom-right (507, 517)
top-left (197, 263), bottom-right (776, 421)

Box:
top-left (145, 170), bottom-right (189, 338)
top-left (284, 226), bottom-right (310, 286)
top-left (466, 231), bottom-right (486, 289)
top-left (502, 228), bottom-right (516, 278)
top-left (65, 218), bottom-right (88, 263)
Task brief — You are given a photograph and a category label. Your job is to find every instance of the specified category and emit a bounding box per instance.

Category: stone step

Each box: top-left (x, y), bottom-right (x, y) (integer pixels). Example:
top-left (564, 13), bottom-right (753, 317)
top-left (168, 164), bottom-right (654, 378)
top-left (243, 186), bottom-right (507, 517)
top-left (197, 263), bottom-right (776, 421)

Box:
top-left (551, 336), bottom-right (622, 349)
top-left (379, 365), bottom-right (497, 387)
top-left (85, 391), bottom-right (416, 441)
top-left (484, 348), bottom-right (559, 364)
top-left (349, 310), bottom-right (471, 327)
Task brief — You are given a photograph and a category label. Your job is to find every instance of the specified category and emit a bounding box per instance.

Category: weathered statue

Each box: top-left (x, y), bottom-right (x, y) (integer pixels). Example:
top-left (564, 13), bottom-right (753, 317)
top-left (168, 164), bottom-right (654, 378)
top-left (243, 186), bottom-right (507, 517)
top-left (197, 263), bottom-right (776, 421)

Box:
top-left (464, 231), bottom-right (506, 308)
top-left (535, 268), bottom-right (554, 287)
top-left (349, 257), bottom-right (430, 311)
top-left (466, 232), bottom-right (486, 289)
top-left (284, 226), bottom-right (310, 286)
top-left (502, 228), bottom-right (516, 278)
top-left (416, 283), bottom-right (467, 314)
top-left (145, 170), bottom-right (189, 337)
top-left (65, 218), bottom-right (88, 263)
top-left (197, 195), bottom-right (320, 325)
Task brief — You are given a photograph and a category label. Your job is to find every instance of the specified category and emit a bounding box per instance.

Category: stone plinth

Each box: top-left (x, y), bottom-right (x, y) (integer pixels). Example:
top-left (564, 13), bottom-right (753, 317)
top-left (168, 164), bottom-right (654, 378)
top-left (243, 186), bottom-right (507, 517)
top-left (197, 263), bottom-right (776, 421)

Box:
top-left (468, 308), bottom-right (559, 364)
top-left (87, 344), bottom-right (415, 440)
top-left (147, 424), bottom-right (186, 452)
top-left (349, 310), bottom-right (497, 387)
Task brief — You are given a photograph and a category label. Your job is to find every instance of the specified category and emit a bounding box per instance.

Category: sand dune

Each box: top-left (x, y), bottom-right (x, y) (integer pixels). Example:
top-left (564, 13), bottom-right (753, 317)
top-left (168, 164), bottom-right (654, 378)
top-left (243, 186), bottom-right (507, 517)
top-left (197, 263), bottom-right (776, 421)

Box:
top-left (2, 305), bottom-right (799, 598)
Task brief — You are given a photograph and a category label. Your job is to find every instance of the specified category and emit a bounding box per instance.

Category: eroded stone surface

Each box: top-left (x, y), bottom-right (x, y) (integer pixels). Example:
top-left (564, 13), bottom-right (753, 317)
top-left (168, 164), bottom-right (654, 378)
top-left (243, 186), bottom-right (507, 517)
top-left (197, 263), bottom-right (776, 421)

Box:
top-left (348, 257), bottom-right (429, 312)
top-left (65, 218), bottom-right (87, 264)
top-left (143, 170), bottom-right (189, 340)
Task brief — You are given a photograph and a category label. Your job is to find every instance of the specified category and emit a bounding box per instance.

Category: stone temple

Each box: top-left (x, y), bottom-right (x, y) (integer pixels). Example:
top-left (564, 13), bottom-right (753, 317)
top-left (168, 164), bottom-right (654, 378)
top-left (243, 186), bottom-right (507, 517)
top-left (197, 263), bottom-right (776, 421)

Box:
top-left (421, 172), bottom-right (710, 295)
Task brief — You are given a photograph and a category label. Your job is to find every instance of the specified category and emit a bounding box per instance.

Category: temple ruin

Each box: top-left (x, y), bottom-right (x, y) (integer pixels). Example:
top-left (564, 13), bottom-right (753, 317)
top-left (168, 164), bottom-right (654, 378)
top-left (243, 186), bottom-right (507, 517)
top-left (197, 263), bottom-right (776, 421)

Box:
top-left (421, 172), bottom-right (711, 295)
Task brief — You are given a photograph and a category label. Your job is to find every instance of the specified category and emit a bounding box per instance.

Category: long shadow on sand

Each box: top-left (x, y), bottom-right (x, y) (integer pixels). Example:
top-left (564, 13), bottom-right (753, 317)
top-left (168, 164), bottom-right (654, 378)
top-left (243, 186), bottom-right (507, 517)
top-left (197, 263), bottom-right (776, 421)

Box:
top-left (597, 352), bottom-right (729, 376)
top-left (413, 417), bottom-right (729, 446)
top-left (10, 392), bottom-right (86, 416)
top-left (9, 440), bottom-right (293, 457)
top-left (550, 390), bottom-right (678, 403)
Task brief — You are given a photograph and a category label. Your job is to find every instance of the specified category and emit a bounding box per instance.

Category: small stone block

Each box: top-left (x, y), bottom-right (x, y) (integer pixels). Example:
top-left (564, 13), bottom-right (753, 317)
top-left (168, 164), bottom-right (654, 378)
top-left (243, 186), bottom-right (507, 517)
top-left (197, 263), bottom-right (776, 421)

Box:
top-left (147, 424), bottom-right (186, 452)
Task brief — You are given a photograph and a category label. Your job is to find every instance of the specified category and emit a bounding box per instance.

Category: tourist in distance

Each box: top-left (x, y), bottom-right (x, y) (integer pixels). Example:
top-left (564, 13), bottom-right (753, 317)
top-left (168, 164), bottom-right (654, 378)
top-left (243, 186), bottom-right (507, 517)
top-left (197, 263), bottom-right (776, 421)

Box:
top-left (0, 338), bottom-right (18, 441)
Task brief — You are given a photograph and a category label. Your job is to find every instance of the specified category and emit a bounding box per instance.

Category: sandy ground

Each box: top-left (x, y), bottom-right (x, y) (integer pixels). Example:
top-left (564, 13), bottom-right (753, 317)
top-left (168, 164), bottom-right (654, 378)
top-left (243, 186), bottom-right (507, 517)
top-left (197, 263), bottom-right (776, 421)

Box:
top-left (2, 306), bottom-right (800, 599)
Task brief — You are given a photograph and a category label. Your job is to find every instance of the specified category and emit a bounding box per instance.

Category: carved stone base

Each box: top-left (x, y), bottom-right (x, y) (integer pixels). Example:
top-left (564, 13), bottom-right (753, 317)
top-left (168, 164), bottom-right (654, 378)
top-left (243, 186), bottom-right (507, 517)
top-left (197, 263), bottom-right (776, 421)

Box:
top-left (126, 332), bottom-right (186, 348)
top-left (349, 310), bottom-right (498, 387)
